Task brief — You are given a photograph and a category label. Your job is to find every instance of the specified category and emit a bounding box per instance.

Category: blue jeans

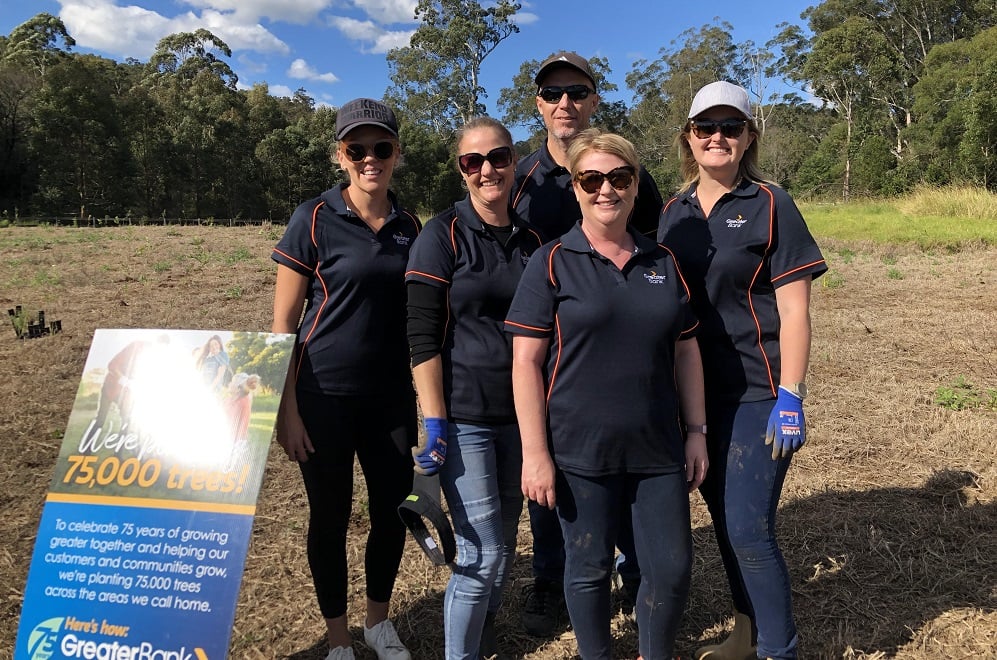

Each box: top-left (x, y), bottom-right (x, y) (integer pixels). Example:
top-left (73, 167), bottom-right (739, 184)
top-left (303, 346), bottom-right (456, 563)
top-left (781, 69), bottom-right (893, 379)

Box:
top-left (557, 469), bottom-right (692, 660)
top-left (531, 496), bottom-right (641, 584)
top-left (440, 422), bottom-right (523, 660)
top-left (700, 399), bottom-right (798, 659)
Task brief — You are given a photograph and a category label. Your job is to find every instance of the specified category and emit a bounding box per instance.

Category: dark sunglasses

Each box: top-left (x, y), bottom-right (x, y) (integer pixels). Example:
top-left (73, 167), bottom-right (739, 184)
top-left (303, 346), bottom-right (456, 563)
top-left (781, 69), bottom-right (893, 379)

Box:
top-left (538, 84), bottom-right (594, 103)
top-left (574, 166), bottom-right (636, 194)
top-left (457, 146), bottom-right (514, 175)
top-left (344, 141), bottom-right (395, 162)
top-left (689, 118), bottom-right (748, 139)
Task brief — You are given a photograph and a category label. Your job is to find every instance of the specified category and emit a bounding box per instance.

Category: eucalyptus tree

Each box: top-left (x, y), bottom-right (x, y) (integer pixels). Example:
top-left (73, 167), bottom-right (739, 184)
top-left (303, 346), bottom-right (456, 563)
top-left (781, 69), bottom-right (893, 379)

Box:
top-left (773, 14), bottom-right (899, 199)
top-left (143, 30), bottom-right (246, 218)
top-left (30, 54), bottom-right (135, 218)
top-left (910, 26), bottom-right (997, 189)
top-left (3, 13), bottom-right (75, 80)
top-left (1, 13), bottom-right (77, 213)
top-left (386, 0), bottom-right (521, 133)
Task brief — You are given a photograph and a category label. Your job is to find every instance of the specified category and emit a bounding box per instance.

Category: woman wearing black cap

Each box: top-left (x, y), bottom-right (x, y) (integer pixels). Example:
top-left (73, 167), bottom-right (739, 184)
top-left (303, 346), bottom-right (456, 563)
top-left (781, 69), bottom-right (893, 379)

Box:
top-left (659, 81), bottom-right (826, 660)
top-left (272, 98), bottom-right (421, 660)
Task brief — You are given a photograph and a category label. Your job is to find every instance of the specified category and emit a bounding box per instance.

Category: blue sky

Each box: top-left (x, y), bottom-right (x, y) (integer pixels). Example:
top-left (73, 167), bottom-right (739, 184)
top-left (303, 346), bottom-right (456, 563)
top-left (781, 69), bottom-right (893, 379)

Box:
top-left (1, 0), bottom-right (815, 118)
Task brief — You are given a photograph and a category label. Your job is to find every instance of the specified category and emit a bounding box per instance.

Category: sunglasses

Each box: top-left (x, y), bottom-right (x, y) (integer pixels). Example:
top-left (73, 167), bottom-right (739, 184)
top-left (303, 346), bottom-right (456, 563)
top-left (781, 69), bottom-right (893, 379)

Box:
top-left (538, 85), bottom-right (594, 103)
top-left (343, 141), bottom-right (395, 162)
top-left (457, 146), bottom-right (514, 175)
top-left (689, 118), bottom-right (748, 139)
top-left (574, 166), bottom-right (636, 194)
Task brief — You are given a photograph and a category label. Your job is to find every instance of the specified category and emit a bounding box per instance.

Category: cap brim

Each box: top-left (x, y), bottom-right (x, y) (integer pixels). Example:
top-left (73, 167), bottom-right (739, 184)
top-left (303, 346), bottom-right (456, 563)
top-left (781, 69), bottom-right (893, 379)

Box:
top-left (396, 473), bottom-right (456, 566)
top-left (336, 120), bottom-right (399, 140)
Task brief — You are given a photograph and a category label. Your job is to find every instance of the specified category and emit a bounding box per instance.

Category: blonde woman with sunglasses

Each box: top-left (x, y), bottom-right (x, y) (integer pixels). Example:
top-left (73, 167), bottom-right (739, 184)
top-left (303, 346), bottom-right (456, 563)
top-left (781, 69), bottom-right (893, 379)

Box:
top-left (507, 129), bottom-right (708, 660)
top-left (405, 116), bottom-right (544, 659)
top-left (659, 81), bottom-right (827, 660)
top-left (272, 98), bottom-right (421, 660)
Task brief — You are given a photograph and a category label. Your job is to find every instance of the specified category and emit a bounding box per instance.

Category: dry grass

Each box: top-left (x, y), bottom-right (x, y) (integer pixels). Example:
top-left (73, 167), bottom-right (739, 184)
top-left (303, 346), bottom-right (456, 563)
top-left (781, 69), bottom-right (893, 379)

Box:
top-left (896, 185), bottom-right (997, 221)
top-left (0, 227), bottom-right (994, 659)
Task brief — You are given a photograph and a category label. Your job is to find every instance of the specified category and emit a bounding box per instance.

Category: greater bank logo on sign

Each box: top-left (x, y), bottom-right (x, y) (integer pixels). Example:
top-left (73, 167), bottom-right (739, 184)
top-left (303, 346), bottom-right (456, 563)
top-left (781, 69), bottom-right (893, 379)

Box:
top-left (25, 615), bottom-right (208, 660)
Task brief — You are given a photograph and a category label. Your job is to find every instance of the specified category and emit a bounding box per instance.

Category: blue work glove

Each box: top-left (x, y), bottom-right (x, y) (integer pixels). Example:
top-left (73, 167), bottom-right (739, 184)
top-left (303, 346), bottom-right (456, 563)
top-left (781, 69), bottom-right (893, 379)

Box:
top-left (764, 387), bottom-right (806, 460)
top-left (413, 417), bottom-right (448, 475)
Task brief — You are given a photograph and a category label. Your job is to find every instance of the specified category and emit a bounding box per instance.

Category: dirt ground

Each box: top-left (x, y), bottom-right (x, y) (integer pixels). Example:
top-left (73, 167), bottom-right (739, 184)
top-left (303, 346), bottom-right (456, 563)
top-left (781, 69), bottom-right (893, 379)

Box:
top-left (0, 225), bottom-right (994, 659)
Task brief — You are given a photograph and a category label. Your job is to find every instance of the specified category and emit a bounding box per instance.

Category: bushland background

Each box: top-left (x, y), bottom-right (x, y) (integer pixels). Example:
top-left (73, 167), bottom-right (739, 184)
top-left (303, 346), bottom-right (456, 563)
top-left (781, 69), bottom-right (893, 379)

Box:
top-left (0, 189), bottom-right (994, 659)
top-left (2, 2), bottom-right (997, 226)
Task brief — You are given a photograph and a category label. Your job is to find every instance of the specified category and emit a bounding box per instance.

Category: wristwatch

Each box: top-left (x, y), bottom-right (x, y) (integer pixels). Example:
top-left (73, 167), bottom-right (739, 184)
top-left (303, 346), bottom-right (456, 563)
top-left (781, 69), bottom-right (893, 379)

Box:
top-left (784, 382), bottom-right (808, 400)
top-left (685, 424), bottom-right (707, 435)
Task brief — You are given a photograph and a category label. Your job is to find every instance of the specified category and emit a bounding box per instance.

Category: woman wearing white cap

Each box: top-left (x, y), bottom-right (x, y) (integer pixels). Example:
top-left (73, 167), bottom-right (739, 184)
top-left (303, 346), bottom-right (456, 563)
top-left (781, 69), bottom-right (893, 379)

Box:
top-left (658, 81), bottom-right (827, 660)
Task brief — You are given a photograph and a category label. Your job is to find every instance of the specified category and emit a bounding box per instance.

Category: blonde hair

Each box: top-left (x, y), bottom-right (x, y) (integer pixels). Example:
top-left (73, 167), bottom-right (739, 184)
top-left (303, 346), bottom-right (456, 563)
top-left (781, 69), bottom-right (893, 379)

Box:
top-left (567, 128), bottom-right (640, 176)
top-left (675, 117), bottom-right (774, 192)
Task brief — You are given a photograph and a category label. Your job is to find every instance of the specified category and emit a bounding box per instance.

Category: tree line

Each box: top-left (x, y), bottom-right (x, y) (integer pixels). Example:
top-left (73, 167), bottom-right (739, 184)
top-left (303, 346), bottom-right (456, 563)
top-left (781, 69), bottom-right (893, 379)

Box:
top-left (1, 1), bottom-right (995, 222)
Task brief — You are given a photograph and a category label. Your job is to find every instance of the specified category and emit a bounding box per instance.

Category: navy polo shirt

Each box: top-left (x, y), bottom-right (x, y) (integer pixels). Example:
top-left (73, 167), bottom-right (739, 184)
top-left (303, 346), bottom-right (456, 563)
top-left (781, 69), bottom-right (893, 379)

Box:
top-left (505, 224), bottom-right (698, 477)
top-left (406, 197), bottom-right (544, 424)
top-left (658, 181), bottom-right (827, 403)
top-left (272, 183), bottom-right (421, 397)
top-left (512, 142), bottom-right (664, 239)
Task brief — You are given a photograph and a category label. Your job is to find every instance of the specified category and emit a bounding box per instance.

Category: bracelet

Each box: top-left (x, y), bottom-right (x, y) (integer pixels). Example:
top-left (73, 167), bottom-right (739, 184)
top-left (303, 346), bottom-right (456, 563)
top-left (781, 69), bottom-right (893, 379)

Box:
top-left (685, 424), bottom-right (707, 435)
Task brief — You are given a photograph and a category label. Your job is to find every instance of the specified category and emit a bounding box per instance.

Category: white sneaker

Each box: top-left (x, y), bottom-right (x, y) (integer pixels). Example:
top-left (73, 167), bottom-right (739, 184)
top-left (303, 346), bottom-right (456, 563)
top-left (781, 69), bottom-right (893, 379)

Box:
top-left (324, 645), bottom-right (355, 660)
top-left (363, 619), bottom-right (411, 660)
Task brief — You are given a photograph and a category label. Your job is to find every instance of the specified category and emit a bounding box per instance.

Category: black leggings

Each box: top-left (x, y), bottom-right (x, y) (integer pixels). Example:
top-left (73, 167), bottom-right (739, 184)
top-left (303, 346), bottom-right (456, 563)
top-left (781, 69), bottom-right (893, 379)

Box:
top-left (296, 389), bottom-right (416, 619)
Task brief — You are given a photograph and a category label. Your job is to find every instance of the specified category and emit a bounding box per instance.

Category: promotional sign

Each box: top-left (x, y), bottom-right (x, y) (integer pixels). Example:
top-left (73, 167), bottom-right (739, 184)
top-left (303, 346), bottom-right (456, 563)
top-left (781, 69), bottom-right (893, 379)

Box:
top-left (15, 329), bottom-right (294, 660)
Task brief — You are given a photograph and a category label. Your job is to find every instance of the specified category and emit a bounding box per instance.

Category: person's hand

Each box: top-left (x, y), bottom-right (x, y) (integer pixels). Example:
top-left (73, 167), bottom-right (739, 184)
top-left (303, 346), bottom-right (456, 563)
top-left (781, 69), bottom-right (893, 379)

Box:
top-left (276, 404), bottom-right (314, 462)
top-left (765, 386), bottom-right (806, 460)
top-left (685, 432), bottom-right (708, 492)
top-left (413, 417), bottom-right (448, 475)
top-left (522, 449), bottom-right (557, 509)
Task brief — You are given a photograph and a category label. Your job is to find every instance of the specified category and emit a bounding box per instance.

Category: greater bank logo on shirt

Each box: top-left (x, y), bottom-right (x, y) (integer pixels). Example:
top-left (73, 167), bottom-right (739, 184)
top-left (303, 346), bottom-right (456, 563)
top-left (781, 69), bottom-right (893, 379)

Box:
top-left (25, 615), bottom-right (208, 660)
top-left (725, 213), bottom-right (748, 229)
top-left (393, 232), bottom-right (412, 246)
top-left (643, 270), bottom-right (668, 285)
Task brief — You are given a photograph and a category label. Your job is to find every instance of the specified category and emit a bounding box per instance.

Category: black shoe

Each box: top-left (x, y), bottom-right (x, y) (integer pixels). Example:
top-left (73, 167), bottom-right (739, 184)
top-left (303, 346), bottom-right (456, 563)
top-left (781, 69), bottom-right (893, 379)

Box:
top-left (520, 578), bottom-right (565, 637)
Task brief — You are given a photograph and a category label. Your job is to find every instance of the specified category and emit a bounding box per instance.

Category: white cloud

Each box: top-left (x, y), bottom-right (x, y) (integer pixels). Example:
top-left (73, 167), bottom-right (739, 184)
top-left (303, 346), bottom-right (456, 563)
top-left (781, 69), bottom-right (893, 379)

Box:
top-left (288, 58), bottom-right (339, 84)
top-left (329, 16), bottom-right (414, 53)
top-left (514, 11), bottom-right (539, 25)
top-left (56, 0), bottom-right (289, 60)
top-left (268, 84), bottom-right (295, 97)
top-left (513, 1), bottom-right (538, 25)
top-left (180, 0), bottom-right (334, 24)
top-left (350, 0), bottom-right (418, 24)
top-left (198, 10), bottom-right (290, 54)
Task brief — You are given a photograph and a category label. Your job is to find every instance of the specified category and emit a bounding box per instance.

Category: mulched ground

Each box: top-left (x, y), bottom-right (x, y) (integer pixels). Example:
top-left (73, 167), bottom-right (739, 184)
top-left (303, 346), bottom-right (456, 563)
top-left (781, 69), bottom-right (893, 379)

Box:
top-left (1, 227), bottom-right (994, 659)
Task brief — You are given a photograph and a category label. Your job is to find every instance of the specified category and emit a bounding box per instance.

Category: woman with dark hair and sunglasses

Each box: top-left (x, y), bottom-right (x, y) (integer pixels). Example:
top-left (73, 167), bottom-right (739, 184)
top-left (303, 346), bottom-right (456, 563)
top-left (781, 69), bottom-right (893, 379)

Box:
top-left (658, 81), bottom-right (827, 660)
top-left (506, 128), bottom-right (708, 660)
top-left (405, 116), bottom-right (544, 659)
top-left (271, 98), bottom-right (421, 660)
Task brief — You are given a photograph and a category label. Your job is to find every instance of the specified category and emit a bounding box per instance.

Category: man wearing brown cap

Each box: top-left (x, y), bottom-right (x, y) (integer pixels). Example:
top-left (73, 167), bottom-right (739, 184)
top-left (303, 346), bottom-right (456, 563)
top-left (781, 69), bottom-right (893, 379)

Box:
top-left (510, 51), bottom-right (658, 639)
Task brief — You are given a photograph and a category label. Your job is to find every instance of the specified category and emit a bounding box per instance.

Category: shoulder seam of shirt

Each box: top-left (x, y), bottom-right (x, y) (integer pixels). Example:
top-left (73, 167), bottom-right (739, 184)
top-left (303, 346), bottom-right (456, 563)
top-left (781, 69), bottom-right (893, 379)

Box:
top-left (512, 160), bottom-right (541, 209)
top-left (309, 200), bottom-right (326, 248)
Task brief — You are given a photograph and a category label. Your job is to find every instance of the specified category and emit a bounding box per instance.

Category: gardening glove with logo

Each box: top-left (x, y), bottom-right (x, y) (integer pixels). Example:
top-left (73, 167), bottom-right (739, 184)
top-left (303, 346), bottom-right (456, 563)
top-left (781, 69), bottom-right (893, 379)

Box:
top-left (764, 387), bottom-right (806, 460)
top-left (413, 417), bottom-right (448, 475)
